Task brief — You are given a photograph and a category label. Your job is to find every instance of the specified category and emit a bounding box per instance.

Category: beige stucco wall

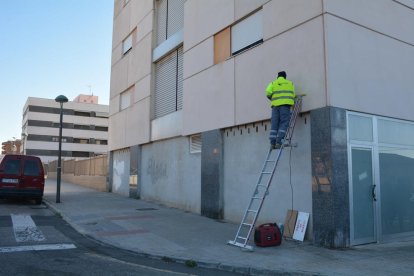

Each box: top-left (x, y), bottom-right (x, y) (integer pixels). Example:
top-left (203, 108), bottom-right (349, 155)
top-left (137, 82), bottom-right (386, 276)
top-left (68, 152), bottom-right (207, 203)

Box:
top-left (110, 0), bottom-right (153, 151)
top-left (182, 0), bottom-right (325, 135)
top-left (324, 0), bottom-right (414, 121)
top-left (110, 0), bottom-right (414, 145)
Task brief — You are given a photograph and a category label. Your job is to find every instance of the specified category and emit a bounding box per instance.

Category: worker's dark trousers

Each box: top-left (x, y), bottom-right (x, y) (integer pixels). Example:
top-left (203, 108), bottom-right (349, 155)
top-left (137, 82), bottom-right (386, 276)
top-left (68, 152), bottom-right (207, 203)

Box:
top-left (269, 105), bottom-right (291, 146)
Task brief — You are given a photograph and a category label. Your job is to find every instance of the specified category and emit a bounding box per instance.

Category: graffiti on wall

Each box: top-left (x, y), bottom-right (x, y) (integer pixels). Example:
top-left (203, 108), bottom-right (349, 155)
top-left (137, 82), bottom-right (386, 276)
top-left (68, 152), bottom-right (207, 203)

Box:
top-left (146, 158), bottom-right (167, 184)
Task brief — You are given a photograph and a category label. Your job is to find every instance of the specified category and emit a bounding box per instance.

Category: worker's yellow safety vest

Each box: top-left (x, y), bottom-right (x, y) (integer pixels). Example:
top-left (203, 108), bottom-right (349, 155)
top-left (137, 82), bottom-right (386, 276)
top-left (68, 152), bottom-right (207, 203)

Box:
top-left (265, 77), bottom-right (295, 106)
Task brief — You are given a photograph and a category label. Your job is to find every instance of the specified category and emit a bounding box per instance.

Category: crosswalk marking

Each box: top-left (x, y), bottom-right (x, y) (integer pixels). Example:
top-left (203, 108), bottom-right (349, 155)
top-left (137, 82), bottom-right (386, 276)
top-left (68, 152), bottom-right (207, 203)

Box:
top-left (11, 214), bottom-right (46, 242)
top-left (1, 214), bottom-right (77, 253)
top-left (0, 243), bottom-right (76, 253)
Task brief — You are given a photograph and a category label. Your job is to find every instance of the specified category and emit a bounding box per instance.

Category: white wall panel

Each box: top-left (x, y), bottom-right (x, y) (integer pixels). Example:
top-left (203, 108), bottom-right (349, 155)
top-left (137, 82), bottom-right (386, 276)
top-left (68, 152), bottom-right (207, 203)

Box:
top-left (236, 16), bottom-right (326, 125)
top-left (183, 37), bottom-right (213, 79)
top-left (183, 59), bottom-right (235, 135)
top-left (263, 0), bottom-right (322, 40)
top-left (125, 97), bottom-right (151, 146)
top-left (325, 0), bottom-right (414, 45)
top-left (184, 0), bottom-right (234, 51)
top-left (326, 15), bottom-right (414, 121)
top-left (235, 0), bottom-right (268, 21)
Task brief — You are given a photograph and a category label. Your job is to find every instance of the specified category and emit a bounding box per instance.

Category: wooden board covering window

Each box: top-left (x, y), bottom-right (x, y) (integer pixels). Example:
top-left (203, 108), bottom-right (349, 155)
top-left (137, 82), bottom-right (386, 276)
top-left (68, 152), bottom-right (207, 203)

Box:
top-left (214, 27), bottom-right (230, 64)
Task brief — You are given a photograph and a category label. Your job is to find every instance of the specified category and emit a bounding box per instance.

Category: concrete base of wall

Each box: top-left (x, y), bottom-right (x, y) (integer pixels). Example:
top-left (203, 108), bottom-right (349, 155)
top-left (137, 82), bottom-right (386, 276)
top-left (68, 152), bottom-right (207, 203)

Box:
top-left (48, 173), bottom-right (108, 192)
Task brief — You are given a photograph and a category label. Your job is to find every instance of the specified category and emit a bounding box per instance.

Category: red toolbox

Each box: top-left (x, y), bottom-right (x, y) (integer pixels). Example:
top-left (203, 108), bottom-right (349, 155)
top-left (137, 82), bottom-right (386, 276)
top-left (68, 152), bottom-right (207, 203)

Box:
top-left (254, 223), bottom-right (282, 247)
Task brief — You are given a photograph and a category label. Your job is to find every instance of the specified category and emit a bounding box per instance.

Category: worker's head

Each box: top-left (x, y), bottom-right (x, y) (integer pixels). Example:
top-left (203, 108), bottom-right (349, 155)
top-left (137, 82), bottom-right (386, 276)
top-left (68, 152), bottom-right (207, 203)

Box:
top-left (277, 71), bottom-right (287, 78)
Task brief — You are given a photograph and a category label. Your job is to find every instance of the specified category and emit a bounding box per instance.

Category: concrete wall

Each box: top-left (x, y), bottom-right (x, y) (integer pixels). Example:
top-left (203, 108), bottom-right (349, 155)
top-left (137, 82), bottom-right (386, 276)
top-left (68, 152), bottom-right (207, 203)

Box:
top-left (140, 137), bottom-right (201, 212)
top-left (223, 115), bottom-right (312, 231)
top-left (324, 0), bottom-right (414, 121)
top-left (112, 148), bottom-right (130, 196)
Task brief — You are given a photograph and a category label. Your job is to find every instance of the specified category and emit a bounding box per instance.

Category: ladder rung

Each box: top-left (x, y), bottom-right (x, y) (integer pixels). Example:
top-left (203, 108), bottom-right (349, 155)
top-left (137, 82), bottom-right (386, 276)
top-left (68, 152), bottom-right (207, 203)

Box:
top-left (257, 184), bottom-right (267, 187)
top-left (252, 196), bottom-right (263, 200)
top-left (242, 223), bottom-right (252, 227)
top-left (247, 209), bottom-right (258, 213)
top-left (237, 236), bottom-right (247, 240)
top-left (261, 171), bottom-right (272, 174)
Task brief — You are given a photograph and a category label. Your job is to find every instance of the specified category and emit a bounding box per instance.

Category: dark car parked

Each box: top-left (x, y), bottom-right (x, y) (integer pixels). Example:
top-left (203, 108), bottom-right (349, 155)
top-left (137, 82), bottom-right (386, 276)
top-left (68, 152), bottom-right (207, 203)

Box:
top-left (0, 154), bottom-right (45, 204)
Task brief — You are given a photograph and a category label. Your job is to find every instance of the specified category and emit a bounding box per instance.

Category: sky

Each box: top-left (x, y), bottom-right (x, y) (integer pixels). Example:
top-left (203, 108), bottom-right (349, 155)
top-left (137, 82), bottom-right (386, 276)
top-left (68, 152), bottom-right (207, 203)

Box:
top-left (0, 0), bottom-right (114, 143)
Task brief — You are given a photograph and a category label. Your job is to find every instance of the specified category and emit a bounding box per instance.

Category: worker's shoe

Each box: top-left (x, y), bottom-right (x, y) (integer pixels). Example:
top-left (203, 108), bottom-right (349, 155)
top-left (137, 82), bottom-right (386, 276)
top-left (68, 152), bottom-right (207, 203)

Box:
top-left (271, 143), bottom-right (281, 150)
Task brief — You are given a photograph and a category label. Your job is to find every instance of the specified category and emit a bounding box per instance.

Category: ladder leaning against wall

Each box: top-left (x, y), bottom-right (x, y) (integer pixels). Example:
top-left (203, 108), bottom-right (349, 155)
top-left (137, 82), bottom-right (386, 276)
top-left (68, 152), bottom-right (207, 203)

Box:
top-left (227, 95), bottom-right (304, 251)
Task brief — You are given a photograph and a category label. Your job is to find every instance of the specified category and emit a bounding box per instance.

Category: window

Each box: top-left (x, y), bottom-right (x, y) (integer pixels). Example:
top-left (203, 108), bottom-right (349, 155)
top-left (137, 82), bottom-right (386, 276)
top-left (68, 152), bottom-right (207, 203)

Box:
top-left (122, 33), bottom-right (133, 55)
top-left (72, 151), bottom-right (90, 158)
top-left (156, 0), bottom-right (185, 46)
top-left (154, 46), bottom-right (183, 118)
top-left (120, 89), bottom-right (131, 110)
top-left (378, 119), bottom-right (414, 146)
top-left (23, 160), bottom-right (40, 176)
top-left (4, 160), bottom-right (20, 175)
top-left (95, 126), bottom-right (108, 131)
top-left (74, 111), bottom-right (90, 117)
top-left (231, 9), bottom-right (263, 55)
top-left (348, 114), bottom-right (373, 142)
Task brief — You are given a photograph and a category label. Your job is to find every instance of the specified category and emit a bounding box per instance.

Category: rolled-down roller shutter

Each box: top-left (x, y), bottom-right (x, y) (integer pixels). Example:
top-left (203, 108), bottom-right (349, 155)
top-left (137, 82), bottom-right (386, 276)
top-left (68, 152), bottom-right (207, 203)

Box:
top-left (156, 0), bottom-right (185, 46)
top-left (154, 46), bottom-right (183, 119)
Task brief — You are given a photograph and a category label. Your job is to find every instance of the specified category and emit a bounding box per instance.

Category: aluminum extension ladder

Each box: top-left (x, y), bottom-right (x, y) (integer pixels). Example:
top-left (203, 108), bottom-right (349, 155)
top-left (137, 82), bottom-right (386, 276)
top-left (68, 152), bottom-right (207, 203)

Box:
top-left (227, 95), bottom-right (303, 251)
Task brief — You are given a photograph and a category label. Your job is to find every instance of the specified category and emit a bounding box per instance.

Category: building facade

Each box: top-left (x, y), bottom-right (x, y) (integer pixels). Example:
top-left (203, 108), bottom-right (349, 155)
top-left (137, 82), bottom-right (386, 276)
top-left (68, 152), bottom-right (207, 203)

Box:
top-left (109, 0), bottom-right (414, 247)
top-left (21, 96), bottom-right (109, 163)
top-left (1, 139), bottom-right (22, 155)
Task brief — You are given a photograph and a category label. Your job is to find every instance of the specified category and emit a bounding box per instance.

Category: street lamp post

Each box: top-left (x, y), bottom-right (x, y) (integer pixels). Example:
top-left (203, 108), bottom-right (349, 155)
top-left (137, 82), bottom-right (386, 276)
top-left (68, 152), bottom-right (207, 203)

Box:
top-left (55, 95), bottom-right (68, 203)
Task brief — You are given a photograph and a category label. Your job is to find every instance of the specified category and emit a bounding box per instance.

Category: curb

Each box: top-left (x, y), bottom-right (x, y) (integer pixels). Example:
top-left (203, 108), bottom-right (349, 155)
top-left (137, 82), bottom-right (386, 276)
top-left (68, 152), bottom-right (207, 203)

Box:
top-left (43, 198), bottom-right (317, 276)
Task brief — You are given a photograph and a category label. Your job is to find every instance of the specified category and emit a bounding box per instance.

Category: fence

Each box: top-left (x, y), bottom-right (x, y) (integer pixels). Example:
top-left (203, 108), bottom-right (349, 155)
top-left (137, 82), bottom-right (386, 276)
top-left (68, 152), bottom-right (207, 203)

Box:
top-left (47, 155), bottom-right (108, 191)
top-left (48, 155), bottom-right (107, 176)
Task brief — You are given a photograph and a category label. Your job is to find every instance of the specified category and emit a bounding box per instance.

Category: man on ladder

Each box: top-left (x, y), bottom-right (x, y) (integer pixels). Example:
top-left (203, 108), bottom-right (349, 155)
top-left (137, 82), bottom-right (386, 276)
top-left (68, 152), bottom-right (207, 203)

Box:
top-left (266, 71), bottom-right (296, 149)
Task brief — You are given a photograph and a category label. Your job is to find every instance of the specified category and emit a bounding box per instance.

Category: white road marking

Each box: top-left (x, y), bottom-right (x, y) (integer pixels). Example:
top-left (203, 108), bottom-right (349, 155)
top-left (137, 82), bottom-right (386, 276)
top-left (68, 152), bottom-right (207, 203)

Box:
top-left (0, 243), bottom-right (76, 253)
top-left (11, 214), bottom-right (46, 242)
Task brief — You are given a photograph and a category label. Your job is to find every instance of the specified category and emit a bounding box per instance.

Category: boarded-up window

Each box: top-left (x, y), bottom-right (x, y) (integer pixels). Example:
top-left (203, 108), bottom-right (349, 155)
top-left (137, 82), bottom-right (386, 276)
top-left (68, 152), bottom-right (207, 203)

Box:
top-left (214, 27), bottom-right (231, 64)
top-left (154, 46), bottom-right (183, 118)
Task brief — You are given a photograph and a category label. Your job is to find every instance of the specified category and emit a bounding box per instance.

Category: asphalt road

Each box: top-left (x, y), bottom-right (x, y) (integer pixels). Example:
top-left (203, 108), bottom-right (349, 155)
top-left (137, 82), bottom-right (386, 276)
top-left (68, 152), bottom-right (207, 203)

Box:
top-left (0, 199), bottom-right (241, 276)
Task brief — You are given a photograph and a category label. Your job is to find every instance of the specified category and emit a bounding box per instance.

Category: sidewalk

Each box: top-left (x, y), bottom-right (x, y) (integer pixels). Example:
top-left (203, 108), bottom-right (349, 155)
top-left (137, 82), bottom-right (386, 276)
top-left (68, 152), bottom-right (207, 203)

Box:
top-left (43, 179), bottom-right (414, 275)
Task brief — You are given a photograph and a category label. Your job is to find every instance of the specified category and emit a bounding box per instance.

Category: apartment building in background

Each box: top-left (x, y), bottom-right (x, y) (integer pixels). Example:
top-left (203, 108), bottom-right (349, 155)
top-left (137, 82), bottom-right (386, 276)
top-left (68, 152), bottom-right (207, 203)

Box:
top-left (1, 139), bottom-right (22, 154)
top-left (109, 0), bottom-right (414, 248)
top-left (21, 95), bottom-right (109, 163)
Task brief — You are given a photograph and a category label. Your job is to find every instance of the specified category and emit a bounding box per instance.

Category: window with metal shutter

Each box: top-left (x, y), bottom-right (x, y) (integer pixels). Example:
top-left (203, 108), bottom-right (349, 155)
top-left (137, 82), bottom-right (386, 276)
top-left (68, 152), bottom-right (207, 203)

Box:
top-left (156, 0), bottom-right (167, 45)
top-left (154, 46), bottom-right (183, 119)
top-left (155, 50), bottom-right (177, 118)
top-left (167, 0), bottom-right (185, 39)
top-left (156, 0), bottom-right (185, 46)
top-left (177, 47), bottom-right (183, 110)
